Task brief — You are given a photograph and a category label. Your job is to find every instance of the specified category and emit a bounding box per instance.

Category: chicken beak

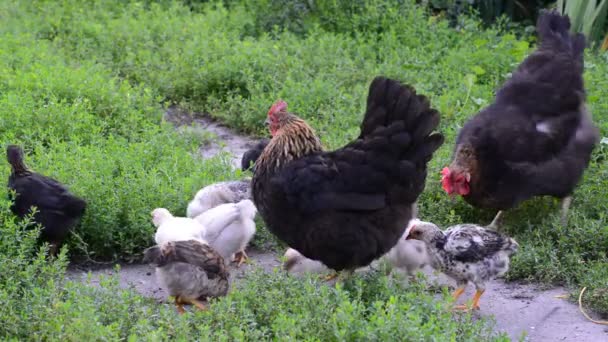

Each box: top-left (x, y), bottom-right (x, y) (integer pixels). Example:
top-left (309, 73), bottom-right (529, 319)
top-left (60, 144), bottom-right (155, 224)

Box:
top-left (264, 117), bottom-right (271, 127)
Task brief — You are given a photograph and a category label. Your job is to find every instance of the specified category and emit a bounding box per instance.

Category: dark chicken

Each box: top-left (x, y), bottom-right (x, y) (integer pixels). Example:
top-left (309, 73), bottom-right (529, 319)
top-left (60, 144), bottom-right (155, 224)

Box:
top-left (441, 10), bottom-right (599, 225)
top-left (7, 145), bottom-right (87, 255)
top-left (251, 77), bottom-right (444, 278)
top-left (241, 138), bottom-right (270, 172)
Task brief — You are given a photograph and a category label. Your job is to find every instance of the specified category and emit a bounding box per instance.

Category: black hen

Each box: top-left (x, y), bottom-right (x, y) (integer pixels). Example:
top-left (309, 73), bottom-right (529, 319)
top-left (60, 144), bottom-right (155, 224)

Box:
top-left (441, 10), bottom-right (599, 225)
top-left (7, 145), bottom-right (87, 255)
top-left (251, 77), bottom-right (444, 276)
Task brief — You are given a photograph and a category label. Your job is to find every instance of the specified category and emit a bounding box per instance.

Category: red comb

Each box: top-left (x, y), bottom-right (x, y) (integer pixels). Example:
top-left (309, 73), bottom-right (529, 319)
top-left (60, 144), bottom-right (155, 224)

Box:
top-left (268, 100), bottom-right (287, 116)
top-left (441, 167), bottom-right (451, 176)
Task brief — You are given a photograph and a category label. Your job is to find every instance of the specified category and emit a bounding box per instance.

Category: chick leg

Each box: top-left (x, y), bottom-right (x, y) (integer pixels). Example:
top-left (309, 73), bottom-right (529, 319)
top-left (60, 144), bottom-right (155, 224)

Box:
top-left (488, 211), bottom-right (504, 231)
top-left (48, 243), bottom-right (59, 258)
top-left (320, 271), bottom-right (338, 282)
top-left (335, 269), bottom-right (354, 286)
top-left (181, 296), bottom-right (207, 311)
top-left (451, 286), bottom-right (468, 311)
top-left (560, 196), bottom-right (572, 226)
top-left (471, 289), bottom-right (485, 310)
top-left (174, 296), bottom-right (186, 315)
top-left (233, 250), bottom-right (249, 267)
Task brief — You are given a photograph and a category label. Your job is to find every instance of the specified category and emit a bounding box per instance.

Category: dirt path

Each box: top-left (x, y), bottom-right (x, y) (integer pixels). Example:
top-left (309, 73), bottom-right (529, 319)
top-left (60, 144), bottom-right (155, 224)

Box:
top-left (66, 112), bottom-right (608, 342)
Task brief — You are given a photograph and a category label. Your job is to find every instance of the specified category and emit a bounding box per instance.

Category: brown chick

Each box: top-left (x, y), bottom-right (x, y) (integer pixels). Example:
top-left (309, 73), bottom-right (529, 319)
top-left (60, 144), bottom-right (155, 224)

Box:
top-left (143, 239), bottom-right (230, 314)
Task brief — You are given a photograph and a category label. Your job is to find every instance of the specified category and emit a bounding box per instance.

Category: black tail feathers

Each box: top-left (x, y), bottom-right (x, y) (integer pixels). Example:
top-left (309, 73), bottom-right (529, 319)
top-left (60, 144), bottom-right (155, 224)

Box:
top-left (537, 10), bottom-right (586, 57)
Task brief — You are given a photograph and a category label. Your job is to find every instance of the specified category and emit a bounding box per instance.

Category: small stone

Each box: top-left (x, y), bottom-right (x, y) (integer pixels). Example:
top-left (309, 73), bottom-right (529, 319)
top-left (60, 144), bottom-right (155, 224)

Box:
top-left (146, 272), bottom-right (152, 276)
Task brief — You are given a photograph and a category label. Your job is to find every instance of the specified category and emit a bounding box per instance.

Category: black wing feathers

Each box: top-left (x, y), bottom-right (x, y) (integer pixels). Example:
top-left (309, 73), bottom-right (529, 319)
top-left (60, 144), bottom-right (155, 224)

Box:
top-left (274, 77), bottom-right (443, 214)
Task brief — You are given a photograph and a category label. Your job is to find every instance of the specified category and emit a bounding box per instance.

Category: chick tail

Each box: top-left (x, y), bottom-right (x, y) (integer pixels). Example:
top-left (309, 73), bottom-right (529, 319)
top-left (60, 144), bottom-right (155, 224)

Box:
top-left (235, 199), bottom-right (257, 221)
top-left (358, 77), bottom-right (444, 204)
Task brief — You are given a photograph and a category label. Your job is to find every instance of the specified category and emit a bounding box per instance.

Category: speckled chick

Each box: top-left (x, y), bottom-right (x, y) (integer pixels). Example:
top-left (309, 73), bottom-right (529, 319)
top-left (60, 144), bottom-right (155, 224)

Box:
top-left (143, 239), bottom-right (230, 314)
top-left (407, 220), bottom-right (518, 311)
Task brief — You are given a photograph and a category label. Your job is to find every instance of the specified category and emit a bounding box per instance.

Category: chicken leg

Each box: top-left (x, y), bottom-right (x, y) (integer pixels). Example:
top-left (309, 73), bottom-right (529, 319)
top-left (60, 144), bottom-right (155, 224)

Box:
top-left (335, 269), bottom-right (354, 286)
top-left (233, 250), bottom-right (249, 267)
top-left (48, 242), bottom-right (60, 258)
top-left (560, 196), bottom-right (572, 226)
top-left (488, 211), bottom-right (504, 231)
top-left (451, 286), bottom-right (468, 311)
top-left (470, 289), bottom-right (485, 310)
top-left (320, 271), bottom-right (338, 282)
top-left (174, 295), bottom-right (207, 314)
top-left (181, 296), bottom-right (207, 312)
top-left (175, 296), bottom-right (186, 314)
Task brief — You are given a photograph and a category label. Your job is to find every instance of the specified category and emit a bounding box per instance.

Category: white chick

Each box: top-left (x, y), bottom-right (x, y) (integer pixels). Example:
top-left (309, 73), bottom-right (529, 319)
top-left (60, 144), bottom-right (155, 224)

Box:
top-left (194, 199), bottom-right (257, 267)
top-left (383, 218), bottom-right (430, 277)
top-left (151, 208), bottom-right (206, 246)
top-left (283, 248), bottom-right (330, 276)
top-left (186, 180), bottom-right (251, 219)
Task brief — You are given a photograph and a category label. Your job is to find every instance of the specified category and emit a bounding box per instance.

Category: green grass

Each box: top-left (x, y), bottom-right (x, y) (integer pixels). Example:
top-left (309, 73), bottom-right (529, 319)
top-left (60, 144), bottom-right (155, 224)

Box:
top-left (0, 200), bottom-right (506, 340)
top-left (0, 0), bottom-right (606, 338)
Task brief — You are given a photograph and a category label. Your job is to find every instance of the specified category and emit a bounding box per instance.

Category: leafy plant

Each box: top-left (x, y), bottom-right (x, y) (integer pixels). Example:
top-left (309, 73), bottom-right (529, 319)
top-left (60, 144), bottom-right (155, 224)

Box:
top-left (556, 0), bottom-right (608, 49)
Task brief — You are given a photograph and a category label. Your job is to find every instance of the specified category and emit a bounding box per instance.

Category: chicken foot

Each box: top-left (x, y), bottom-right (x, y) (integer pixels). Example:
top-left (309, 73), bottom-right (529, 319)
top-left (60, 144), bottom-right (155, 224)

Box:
top-left (560, 196), bottom-right (572, 226)
top-left (233, 250), bottom-right (249, 267)
top-left (335, 269), bottom-right (354, 286)
top-left (47, 241), bottom-right (61, 258)
top-left (451, 286), bottom-right (468, 311)
top-left (452, 289), bottom-right (485, 312)
top-left (174, 296), bottom-right (186, 314)
top-left (320, 272), bottom-right (338, 282)
top-left (470, 289), bottom-right (485, 310)
top-left (174, 295), bottom-right (207, 314)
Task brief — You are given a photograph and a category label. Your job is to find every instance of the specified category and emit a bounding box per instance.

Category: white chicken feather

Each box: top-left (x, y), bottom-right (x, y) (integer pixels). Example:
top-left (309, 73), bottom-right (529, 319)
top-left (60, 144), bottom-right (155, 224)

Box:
top-left (193, 199), bottom-right (257, 266)
top-left (152, 208), bottom-right (206, 246)
top-left (186, 180), bottom-right (251, 218)
top-left (383, 219), bottom-right (430, 277)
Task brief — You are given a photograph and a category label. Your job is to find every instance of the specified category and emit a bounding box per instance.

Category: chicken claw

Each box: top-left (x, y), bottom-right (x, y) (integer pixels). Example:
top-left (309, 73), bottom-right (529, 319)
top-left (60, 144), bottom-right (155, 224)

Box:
top-left (183, 297), bottom-right (207, 311)
top-left (174, 296), bottom-right (186, 315)
top-left (452, 304), bottom-right (470, 312)
top-left (320, 272), bottom-right (338, 282)
top-left (452, 289), bottom-right (484, 312)
top-left (233, 250), bottom-right (249, 267)
top-left (175, 296), bottom-right (207, 314)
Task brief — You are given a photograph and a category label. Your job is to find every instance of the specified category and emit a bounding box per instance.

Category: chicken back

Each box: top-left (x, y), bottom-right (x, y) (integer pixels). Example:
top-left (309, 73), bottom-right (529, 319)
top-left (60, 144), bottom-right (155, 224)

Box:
top-left (252, 77), bottom-right (444, 271)
top-left (442, 10), bottom-right (599, 211)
